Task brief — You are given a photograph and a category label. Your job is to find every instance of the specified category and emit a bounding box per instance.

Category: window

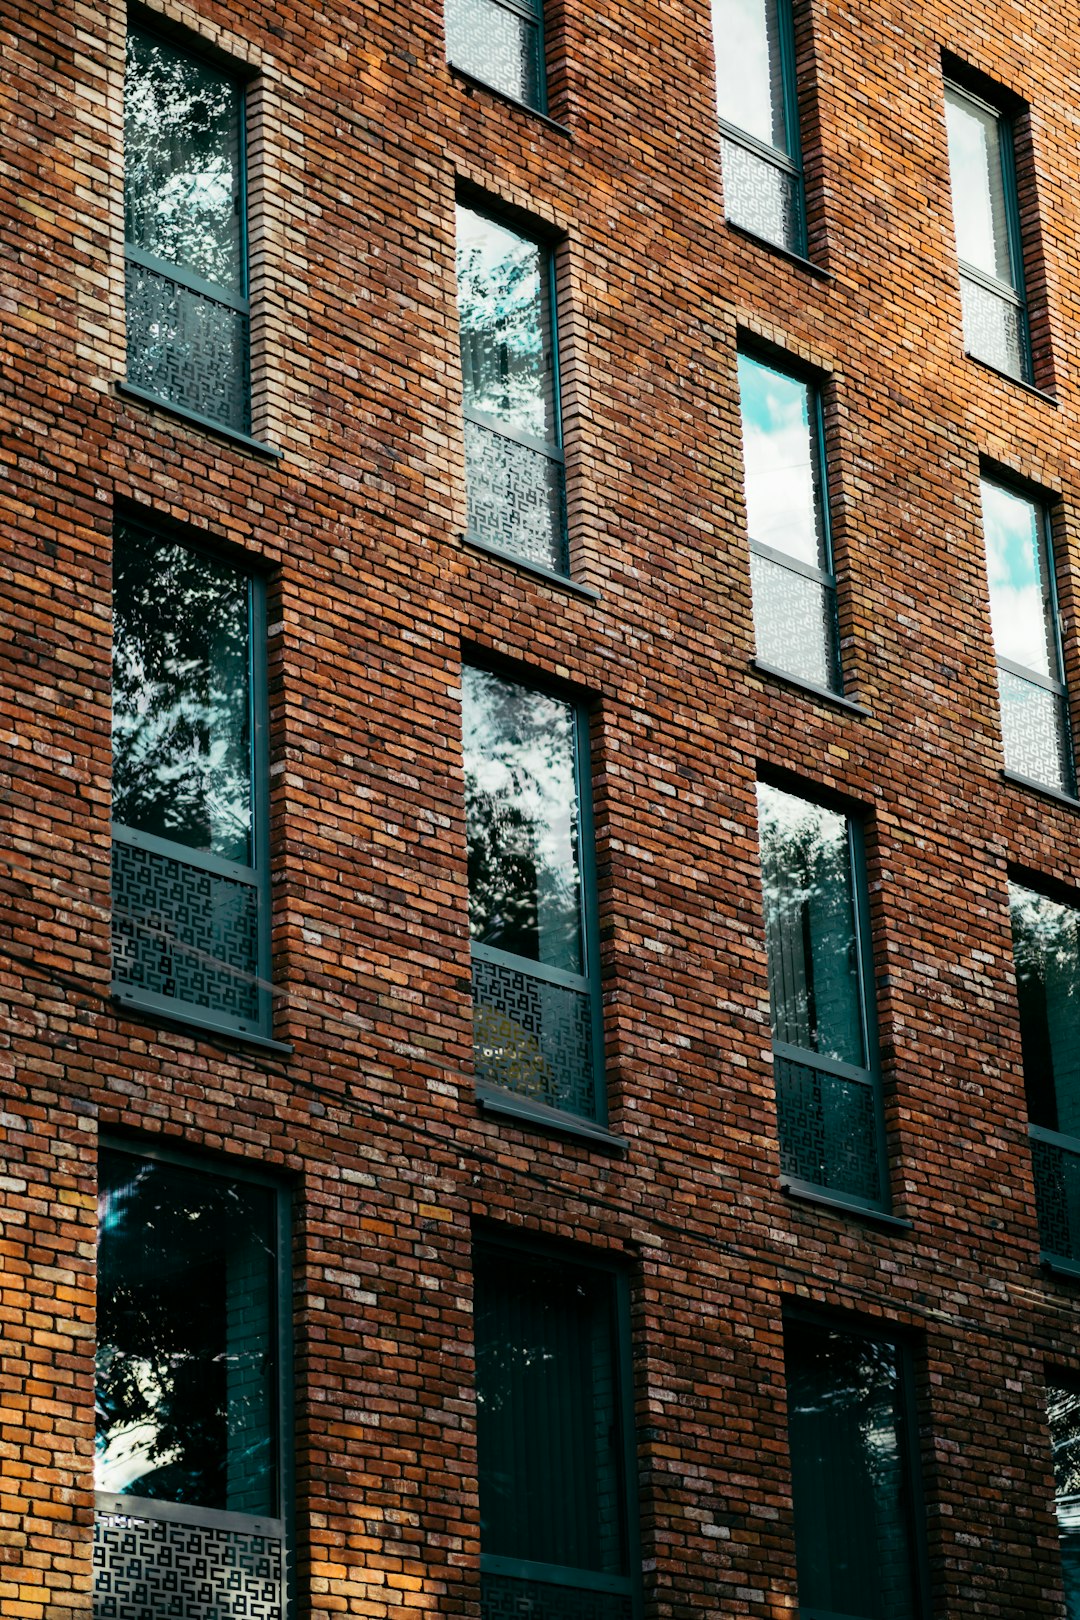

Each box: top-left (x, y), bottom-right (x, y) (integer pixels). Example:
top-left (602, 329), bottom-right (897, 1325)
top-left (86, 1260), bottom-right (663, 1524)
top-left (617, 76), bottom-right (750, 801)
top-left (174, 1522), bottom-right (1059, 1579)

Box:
top-left (111, 517), bottom-right (271, 1040)
top-left (944, 80), bottom-right (1030, 381)
top-left (456, 203), bottom-right (568, 577)
top-left (1045, 1377), bottom-right (1080, 1617)
top-left (737, 350), bottom-right (840, 692)
top-left (785, 1319), bottom-right (927, 1619)
top-left (1010, 882), bottom-right (1080, 1268)
top-left (445, 0), bottom-right (546, 111)
top-left (474, 1237), bottom-right (639, 1619)
top-left (980, 476), bottom-right (1073, 796)
top-left (125, 26), bottom-right (251, 434)
top-left (95, 1144), bottom-right (289, 1619)
top-left (462, 663), bottom-right (603, 1124)
top-left (757, 782), bottom-right (887, 1211)
top-left (712, 0), bottom-right (805, 255)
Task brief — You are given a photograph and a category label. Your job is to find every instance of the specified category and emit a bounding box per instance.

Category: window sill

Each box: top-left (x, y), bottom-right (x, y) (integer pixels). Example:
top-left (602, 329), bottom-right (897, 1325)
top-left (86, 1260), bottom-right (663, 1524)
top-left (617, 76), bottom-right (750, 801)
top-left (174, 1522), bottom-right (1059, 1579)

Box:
top-left (1001, 769), bottom-right (1080, 810)
top-left (463, 533), bottom-right (600, 600)
top-left (476, 1083), bottom-right (627, 1152)
top-left (751, 659), bottom-right (870, 716)
top-left (448, 63), bottom-right (572, 138)
top-left (725, 221), bottom-right (832, 281)
top-left (116, 382), bottom-right (283, 460)
top-left (781, 1180), bottom-right (912, 1231)
top-left (111, 991), bottom-right (292, 1056)
top-left (1041, 1253), bottom-right (1080, 1282)
top-left (963, 351), bottom-right (1056, 405)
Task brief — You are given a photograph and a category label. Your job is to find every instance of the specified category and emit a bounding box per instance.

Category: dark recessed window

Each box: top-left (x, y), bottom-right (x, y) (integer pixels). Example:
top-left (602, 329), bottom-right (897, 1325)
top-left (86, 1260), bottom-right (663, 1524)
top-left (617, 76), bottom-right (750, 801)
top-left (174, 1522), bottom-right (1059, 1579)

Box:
top-left (713, 0), bottom-right (805, 255)
top-left (124, 27), bottom-right (251, 432)
top-left (456, 203), bottom-right (568, 577)
top-left (111, 517), bottom-right (271, 1039)
top-left (1045, 1376), bottom-right (1080, 1615)
top-left (462, 663), bottom-right (603, 1122)
top-left (757, 781), bottom-right (888, 1211)
top-left (446, 0), bottom-right (546, 111)
top-left (737, 350), bottom-right (840, 692)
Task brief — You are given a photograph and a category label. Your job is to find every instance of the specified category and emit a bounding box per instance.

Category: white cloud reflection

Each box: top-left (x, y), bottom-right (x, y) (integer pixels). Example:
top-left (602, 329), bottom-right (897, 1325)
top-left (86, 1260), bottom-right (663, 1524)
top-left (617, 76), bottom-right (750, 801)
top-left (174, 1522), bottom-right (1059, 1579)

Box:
top-left (738, 354), bottom-right (824, 568)
top-left (981, 479), bottom-right (1055, 677)
top-left (713, 0), bottom-right (784, 149)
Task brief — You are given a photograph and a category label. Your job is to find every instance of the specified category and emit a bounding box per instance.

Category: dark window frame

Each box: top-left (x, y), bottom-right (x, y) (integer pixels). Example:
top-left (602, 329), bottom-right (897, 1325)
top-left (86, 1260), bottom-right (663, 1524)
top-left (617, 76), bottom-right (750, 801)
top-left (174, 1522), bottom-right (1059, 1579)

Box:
top-left (714, 0), bottom-right (807, 257)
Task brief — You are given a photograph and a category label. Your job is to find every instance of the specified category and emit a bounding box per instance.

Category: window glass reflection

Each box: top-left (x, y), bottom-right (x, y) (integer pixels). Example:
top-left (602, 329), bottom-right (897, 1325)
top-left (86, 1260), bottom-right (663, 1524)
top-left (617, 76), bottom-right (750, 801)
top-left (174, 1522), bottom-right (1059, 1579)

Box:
top-left (737, 353), bottom-right (826, 570)
top-left (945, 88), bottom-right (1012, 285)
top-left (112, 522), bottom-right (253, 865)
top-left (981, 480), bottom-right (1058, 680)
top-left (463, 666), bottom-right (583, 974)
top-left (456, 206), bottom-right (555, 446)
top-left (1010, 885), bottom-right (1080, 1138)
top-left (1046, 1379), bottom-right (1080, 1620)
top-left (95, 1149), bottom-right (277, 1515)
top-left (713, 0), bottom-right (788, 151)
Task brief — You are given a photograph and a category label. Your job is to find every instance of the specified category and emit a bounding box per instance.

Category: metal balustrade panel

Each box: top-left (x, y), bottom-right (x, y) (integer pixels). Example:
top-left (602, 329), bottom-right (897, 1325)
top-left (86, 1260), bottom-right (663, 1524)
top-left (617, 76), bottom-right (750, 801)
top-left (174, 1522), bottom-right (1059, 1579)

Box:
top-left (465, 417), bottom-right (568, 574)
top-left (720, 137), bottom-right (803, 255)
top-left (482, 1573), bottom-right (632, 1620)
top-left (775, 1053), bottom-right (883, 1207)
top-left (1032, 1132), bottom-right (1080, 1264)
top-left (750, 550), bottom-right (839, 692)
top-left (94, 1510), bottom-right (284, 1620)
top-left (472, 956), bottom-right (596, 1118)
top-left (446, 0), bottom-right (543, 107)
top-left (126, 259), bottom-right (250, 432)
top-left (998, 667), bottom-right (1073, 795)
top-left (960, 272), bottom-right (1029, 380)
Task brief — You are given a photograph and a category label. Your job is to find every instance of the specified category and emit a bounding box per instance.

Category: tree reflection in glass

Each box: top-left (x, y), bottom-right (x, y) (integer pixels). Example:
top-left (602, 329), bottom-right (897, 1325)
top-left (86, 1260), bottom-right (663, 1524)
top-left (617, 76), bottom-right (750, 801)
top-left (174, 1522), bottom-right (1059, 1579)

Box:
top-left (1046, 1379), bottom-right (1080, 1620)
top-left (112, 522), bottom-right (252, 864)
top-left (95, 1149), bottom-right (277, 1515)
top-left (463, 666), bottom-right (583, 975)
top-left (1010, 884), bottom-right (1080, 1137)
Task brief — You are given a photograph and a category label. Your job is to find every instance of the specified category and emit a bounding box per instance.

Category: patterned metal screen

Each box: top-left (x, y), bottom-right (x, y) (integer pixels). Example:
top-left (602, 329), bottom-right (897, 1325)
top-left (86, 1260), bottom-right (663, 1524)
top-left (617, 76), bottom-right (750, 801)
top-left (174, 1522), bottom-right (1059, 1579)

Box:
top-left (465, 417), bottom-right (568, 574)
top-left (482, 1573), bottom-right (633, 1620)
top-left (472, 956), bottom-right (595, 1117)
top-left (997, 668), bottom-right (1072, 795)
top-left (126, 259), bottom-right (251, 433)
top-left (1031, 1131), bottom-right (1080, 1265)
top-left (959, 273), bottom-right (1030, 381)
top-left (94, 1509), bottom-right (284, 1620)
top-left (720, 136), bottom-right (804, 255)
top-left (750, 550), bottom-right (839, 691)
top-left (446, 0), bottom-right (544, 109)
top-left (775, 1053), bottom-right (883, 1207)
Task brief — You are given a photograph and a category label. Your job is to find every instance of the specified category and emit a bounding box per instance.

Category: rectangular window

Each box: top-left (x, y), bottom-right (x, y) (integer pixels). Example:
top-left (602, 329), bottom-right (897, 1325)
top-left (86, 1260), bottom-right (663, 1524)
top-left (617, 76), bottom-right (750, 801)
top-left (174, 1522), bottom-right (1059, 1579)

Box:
top-left (94, 1144), bottom-right (289, 1619)
top-left (713, 0), bottom-right (805, 255)
top-left (737, 350), bottom-right (840, 692)
top-left (463, 663), bottom-right (603, 1123)
top-left (445, 0), bottom-right (545, 111)
top-left (944, 81), bottom-right (1031, 381)
top-left (1010, 882), bottom-right (1080, 1268)
top-left (757, 782), bottom-right (887, 1211)
top-left (1045, 1377), bottom-right (1080, 1617)
top-left (785, 1319), bottom-right (926, 1619)
top-left (125, 27), bottom-right (251, 433)
top-left (456, 203), bottom-right (568, 577)
top-left (980, 476), bottom-right (1073, 795)
top-left (111, 517), bottom-right (271, 1039)
top-left (474, 1237), bottom-right (638, 1619)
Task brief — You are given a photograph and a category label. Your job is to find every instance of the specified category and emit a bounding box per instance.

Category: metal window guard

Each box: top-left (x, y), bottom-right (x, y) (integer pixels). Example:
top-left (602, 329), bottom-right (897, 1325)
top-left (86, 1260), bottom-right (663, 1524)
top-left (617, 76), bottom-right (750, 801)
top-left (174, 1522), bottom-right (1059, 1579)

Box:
top-left (958, 259), bottom-right (1031, 381)
top-left (471, 940), bottom-right (602, 1122)
top-left (717, 118), bottom-right (805, 256)
top-left (996, 657), bottom-right (1075, 797)
top-left (1030, 1123), bottom-right (1080, 1266)
top-left (772, 1039), bottom-right (887, 1212)
top-left (463, 407), bottom-right (569, 576)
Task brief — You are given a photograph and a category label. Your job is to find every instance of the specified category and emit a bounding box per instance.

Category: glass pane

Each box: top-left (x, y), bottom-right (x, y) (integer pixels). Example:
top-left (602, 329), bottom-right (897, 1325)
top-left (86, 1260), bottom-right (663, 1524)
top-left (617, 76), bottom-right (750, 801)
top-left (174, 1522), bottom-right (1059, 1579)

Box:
top-left (125, 30), bottom-right (244, 294)
top-left (113, 523), bottom-right (253, 864)
top-left (737, 354), bottom-right (827, 570)
top-left (475, 1246), bottom-right (626, 1576)
top-left (713, 0), bottom-right (788, 151)
top-left (997, 669), bottom-right (1072, 794)
top-left (720, 136), bottom-right (803, 253)
top-left (96, 1149), bottom-right (277, 1515)
top-left (980, 479), bottom-right (1059, 682)
top-left (463, 666), bottom-right (584, 975)
top-left (786, 1324), bottom-right (919, 1620)
top-left (464, 416), bottom-right (567, 573)
top-left (959, 273), bottom-right (1029, 379)
top-left (446, 0), bottom-right (543, 109)
top-left (457, 206), bottom-right (556, 446)
top-left (1010, 885), bottom-right (1080, 1136)
top-left (945, 87), bottom-right (1013, 286)
top-left (757, 783), bottom-right (866, 1067)
top-left (1030, 1132), bottom-right (1080, 1263)
top-left (1046, 1381), bottom-right (1080, 1620)
top-left (750, 552), bottom-right (839, 690)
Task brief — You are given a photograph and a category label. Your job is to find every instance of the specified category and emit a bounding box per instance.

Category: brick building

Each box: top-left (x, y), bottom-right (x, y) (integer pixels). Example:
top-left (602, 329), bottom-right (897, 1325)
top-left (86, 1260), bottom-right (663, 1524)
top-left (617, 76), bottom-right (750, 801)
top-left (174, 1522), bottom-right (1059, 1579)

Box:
top-left (6, 0), bottom-right (1080, 1614)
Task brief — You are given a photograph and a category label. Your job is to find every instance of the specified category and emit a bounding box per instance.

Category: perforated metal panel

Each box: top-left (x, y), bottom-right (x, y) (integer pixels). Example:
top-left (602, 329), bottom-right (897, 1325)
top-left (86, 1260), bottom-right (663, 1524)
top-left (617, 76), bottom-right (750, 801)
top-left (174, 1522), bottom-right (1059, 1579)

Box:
top-left (775, 1053), bottom-right (882, 1206)
top-left (94, 1510), bottom-right (284, 1620)
top-left (720, 137), bottom-right (803, 254)
top-left (482, 1574), bottom-right (632, 1620)
top-left (465, 418), bottom-right (568, 574)
top-left (960, 273), bottom-right (1029, 380)
top-left (750, 551), bottom-right (839, 691)
top-left (446, 0), bottom-right (542, 107)
top-left (126, 259), bottom-right (250, 432)
top-left (472, 957), bottom-right (595, 1117)
top-left (1032, 1133), bottom-right (1080, 1263)
top-left (112, 836), bottom-right (260, 1024)
top-left (998, 668), bottom-right (1073, 794)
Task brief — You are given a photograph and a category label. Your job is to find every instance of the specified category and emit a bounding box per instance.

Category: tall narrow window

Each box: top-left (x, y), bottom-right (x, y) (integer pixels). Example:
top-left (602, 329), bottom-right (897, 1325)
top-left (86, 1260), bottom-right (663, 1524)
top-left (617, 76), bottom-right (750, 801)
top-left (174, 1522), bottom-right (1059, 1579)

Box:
top-left (462, 664), bottom-right (603, 1124)
top-left (785, 1320), bottom-right (926, 1619)
top-left (445, 0), bottom-right (545, 111)
top-left (125, 27), bottom-right (251, 433)
top-left (456, 204), bottom-right (567, 577)
top-left (737, 351), bottom-right (840, 692)
top-left (94, 1145), bottom-right (288, 1620)
top-left (757, 782), bottom-right (887, 1211)
top-left (474, 1238), bottom-right (638, 1619)
top-left (980, 476), bottom-right (1073, 796)
top-left (1045, 1377), bottom-right (1080, 1617)
top-left (1010, 883), bottom-right (1080, 1268)
top-left (944, 81), bottom-right (1031, 381)
top-left (713, 0), bottom-right (805, 255)
top-left (111, 517), bottom-right (271, 1039)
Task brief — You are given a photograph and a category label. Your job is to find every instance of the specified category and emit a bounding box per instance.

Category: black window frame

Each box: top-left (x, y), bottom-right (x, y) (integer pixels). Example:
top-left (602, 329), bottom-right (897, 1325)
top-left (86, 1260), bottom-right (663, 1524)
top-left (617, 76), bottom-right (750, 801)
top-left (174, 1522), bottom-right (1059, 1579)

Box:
top-left (445, 0), bottom-right (549, 114)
